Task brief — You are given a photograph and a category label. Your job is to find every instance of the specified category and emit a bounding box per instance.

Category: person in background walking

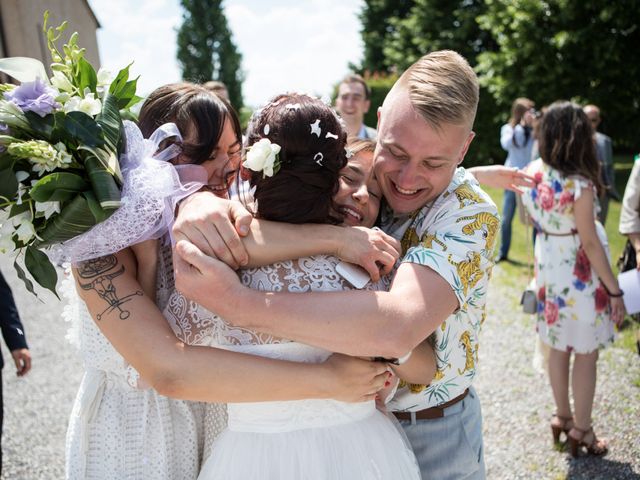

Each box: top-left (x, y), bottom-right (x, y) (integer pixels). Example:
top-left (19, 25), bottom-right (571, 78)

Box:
top-left (498, 97), bottom-right (536, 261)
top-left (0, 270), bottom-right (31, 476)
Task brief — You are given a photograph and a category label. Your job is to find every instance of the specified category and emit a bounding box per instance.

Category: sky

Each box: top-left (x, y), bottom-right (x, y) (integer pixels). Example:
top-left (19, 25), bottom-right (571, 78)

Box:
top-left (87, 0), bottom-right (365, 107)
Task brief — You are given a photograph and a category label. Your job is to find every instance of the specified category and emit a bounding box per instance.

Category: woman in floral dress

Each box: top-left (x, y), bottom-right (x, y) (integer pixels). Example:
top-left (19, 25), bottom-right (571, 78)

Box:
top-left (521, 101), bottom-right (625, 458)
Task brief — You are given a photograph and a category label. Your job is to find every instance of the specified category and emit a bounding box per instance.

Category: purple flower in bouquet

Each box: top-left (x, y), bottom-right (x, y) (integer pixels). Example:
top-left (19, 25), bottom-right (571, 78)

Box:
top-left (4, 78), bottom-right (60, 117)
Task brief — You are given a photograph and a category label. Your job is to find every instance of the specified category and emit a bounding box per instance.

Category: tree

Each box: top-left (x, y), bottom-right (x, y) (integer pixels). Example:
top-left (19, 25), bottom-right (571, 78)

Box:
top-left (476, 0), bottom-right (640, 151)
top-left (356, 0), bottom-right (502, 165)
top-left (355, 0), bottom-right (415, 74)
top-left (176, 0), bottom-right (244, 109)
top-left (355, 0), bottom-right (640, 163)
top-left (381, 0), bottom-right (501, 165)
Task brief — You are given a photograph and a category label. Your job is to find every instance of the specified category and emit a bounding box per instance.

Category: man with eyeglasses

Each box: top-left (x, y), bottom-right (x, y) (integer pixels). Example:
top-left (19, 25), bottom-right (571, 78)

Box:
top-left (584, 104), bottom-right (619, 223)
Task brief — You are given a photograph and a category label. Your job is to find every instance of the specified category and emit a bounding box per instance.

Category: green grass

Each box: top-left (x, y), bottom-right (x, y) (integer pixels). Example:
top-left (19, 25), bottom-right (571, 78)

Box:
top-left (484, 158), bottom-right (638, 353)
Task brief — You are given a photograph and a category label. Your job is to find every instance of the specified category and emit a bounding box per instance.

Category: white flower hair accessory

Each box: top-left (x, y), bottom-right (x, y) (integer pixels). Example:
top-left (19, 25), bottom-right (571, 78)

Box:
top-left (243, 138), bottom-right (282, 178)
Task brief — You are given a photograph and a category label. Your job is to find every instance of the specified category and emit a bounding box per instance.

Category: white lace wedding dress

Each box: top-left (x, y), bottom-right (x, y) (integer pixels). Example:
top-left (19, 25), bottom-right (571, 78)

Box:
top-left (164, 255), bottom-right (421, 480)
top-left (64, 244), bottom-right (219, 480)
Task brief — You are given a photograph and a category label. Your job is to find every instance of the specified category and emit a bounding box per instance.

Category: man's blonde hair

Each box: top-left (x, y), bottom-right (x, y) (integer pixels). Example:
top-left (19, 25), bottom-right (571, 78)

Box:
top-left (400, 50), bottom-right (479, 130)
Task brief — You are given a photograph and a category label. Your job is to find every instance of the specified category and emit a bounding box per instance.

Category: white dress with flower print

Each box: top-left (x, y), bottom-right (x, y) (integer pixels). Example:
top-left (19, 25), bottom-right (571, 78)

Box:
top-left (522, 159), bottom-right (615, 353)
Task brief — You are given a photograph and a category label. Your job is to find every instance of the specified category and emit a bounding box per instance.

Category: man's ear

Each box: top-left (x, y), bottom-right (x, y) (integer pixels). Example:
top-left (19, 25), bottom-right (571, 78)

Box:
top-left (458, 131), bottom-right (476, 165)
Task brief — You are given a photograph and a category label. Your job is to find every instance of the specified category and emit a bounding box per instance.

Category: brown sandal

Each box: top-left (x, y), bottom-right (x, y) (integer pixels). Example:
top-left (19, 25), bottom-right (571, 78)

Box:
top-left (568, 427), bottom-right (609, 457)
top-left (551, 414), bottom-right (573, 444)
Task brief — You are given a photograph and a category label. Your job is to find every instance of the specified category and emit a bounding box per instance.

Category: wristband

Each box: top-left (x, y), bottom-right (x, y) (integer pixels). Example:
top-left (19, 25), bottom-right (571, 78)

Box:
top-left (602, 283), bottom-right (624, 297)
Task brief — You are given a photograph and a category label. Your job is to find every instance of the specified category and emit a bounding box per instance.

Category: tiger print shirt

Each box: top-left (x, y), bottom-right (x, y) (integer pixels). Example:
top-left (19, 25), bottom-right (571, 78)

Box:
top-left (383, 167), bottom-right (499, 411)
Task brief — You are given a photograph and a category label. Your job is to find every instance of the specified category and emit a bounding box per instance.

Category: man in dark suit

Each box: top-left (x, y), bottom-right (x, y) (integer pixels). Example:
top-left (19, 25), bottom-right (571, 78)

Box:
top-left (0, 270), bottom-right (31, 475)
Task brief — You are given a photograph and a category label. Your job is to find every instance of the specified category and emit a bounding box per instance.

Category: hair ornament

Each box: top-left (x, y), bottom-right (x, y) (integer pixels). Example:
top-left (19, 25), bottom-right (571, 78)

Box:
top-left (345, 148), bottom-right (354, 159)
top-left (243, 138), bottom-right (282, 178)
top-left (310, 119), bottom-right (321, 137)
top-left (263, 124), bottom-right (270, 135)
top-left (285, 103), bottom-right (301, 110)
top-left (314, 152), bottom-right (324, 166)
top-left (325, 131), bottom-right (338, 140)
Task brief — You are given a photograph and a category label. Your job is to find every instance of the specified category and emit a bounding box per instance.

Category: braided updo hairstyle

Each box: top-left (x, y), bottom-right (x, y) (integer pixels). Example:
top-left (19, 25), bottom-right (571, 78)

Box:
top-left (243, 93), bottom-right (348, 224)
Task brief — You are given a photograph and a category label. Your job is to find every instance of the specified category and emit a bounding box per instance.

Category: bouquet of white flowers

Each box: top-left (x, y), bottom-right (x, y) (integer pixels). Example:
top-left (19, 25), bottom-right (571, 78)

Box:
top-left (0, 14), bottom-right (199, 297)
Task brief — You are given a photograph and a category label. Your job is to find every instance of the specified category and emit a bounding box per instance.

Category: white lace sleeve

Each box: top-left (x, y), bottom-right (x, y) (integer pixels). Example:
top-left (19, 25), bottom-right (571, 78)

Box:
top-left (163, 254), bottom-right (391, 348)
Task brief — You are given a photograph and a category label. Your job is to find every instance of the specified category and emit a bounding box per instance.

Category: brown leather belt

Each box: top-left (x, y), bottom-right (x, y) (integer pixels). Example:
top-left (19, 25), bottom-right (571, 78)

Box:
top-left (393, 388), bottom-right (469, 421)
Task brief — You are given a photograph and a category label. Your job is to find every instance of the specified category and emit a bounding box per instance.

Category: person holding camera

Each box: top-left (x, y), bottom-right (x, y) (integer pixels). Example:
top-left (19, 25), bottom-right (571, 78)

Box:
top-left (497, 97), bottom-right (537, 262)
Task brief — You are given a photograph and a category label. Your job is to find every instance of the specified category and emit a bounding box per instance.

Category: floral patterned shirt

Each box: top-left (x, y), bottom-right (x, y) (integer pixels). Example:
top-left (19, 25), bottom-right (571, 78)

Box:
top-left (385, 168), bottom-right (499, 411)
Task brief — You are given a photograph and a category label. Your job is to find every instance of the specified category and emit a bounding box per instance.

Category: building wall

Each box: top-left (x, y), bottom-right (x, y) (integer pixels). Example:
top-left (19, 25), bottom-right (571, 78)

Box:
top-left (0, 0), bottom-right (100, 71)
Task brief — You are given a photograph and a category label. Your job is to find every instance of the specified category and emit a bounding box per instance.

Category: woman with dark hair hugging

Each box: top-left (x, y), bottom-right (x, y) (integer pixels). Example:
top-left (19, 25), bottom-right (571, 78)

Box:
top-left (166, 94), bottom-right (431, 479)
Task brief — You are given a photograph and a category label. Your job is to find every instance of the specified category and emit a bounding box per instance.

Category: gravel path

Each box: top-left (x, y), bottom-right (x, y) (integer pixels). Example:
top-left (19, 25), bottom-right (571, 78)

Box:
top-left (1, 254), bottom-right (638, 479)
top-left (1, 256), bottom-right (82, 480)
top-left (476, 263), bottom-right (640, 479)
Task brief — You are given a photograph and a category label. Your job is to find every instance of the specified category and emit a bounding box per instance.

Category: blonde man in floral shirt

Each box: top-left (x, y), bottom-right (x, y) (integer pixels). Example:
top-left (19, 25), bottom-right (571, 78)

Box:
top-left (174, 51), bottom-right (498, 479)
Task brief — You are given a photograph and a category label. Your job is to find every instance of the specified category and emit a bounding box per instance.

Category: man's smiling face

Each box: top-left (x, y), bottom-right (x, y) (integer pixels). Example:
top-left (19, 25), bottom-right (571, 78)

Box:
top-left (374, 86), bottom-right (474, 214)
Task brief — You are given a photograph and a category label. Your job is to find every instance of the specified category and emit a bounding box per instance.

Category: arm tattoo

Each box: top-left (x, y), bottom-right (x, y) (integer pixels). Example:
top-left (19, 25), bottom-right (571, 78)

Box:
top-left (77, 254), bottom-right (143, 320)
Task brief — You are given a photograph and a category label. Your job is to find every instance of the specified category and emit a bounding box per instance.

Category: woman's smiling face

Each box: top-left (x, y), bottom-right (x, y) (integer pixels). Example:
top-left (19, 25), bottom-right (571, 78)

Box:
top-left (332, 149), bottom-right (381, 228)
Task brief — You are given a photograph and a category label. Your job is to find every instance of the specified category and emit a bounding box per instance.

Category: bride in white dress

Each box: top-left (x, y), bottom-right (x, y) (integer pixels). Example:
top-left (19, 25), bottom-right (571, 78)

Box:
top-left (169, 95), bottom-right (432, 479)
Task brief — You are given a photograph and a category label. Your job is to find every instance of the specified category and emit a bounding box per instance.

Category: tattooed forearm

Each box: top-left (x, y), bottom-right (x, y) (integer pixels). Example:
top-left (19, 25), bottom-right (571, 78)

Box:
top-left (76, 254), bottom-right (143, 320)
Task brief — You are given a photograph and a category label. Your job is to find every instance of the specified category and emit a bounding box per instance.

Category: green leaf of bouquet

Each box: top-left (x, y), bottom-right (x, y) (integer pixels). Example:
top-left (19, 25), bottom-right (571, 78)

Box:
top-left (84, 156), bottom-right (121, 210)
top-left (24, 245), bottom-right (59, 299)
top-left (77, 57), bottom-right (98, 93)
top-left (0, 153), bottom-right (13, 170)
top-left (114, 78), bottom-right (139, 109)
top-left (30, 172), bottom-right (89, 202)
top-left (96, 93), bottom-right (122, 154)
top-left (64, 111), bottom-right (104, 148)
top-left (109, 63), bottom-right (132, 97)
top-left (24, 111), bottom-right (56, 138)
top-left (34, 193), bottom-right (96, 246)
top-left (51, 111), bottom-right (68, 142)
top-left (119, 108), bottom-right (139, 122)
top-left (0, 167), bottom-right (18, 201)
top-left (9, 201), bottom-right (30, 218)
top-left (78, 145), bottom-right (122, 185)
top-left (83, 190), bottom-right (109, 223)
top-left (13, 258), bottom-right (38, 298)
top-left (125, 94), bottom-right (143, 110)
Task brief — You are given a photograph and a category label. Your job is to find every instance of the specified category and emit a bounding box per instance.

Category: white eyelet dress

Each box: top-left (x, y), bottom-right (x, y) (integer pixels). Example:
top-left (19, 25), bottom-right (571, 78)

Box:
top-left (64, 245), bottom-right (207, 480)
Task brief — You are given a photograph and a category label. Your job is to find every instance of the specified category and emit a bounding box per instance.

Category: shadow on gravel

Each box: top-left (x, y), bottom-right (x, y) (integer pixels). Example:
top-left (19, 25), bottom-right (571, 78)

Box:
top-left (567, 457), bottom-right (640, 480)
